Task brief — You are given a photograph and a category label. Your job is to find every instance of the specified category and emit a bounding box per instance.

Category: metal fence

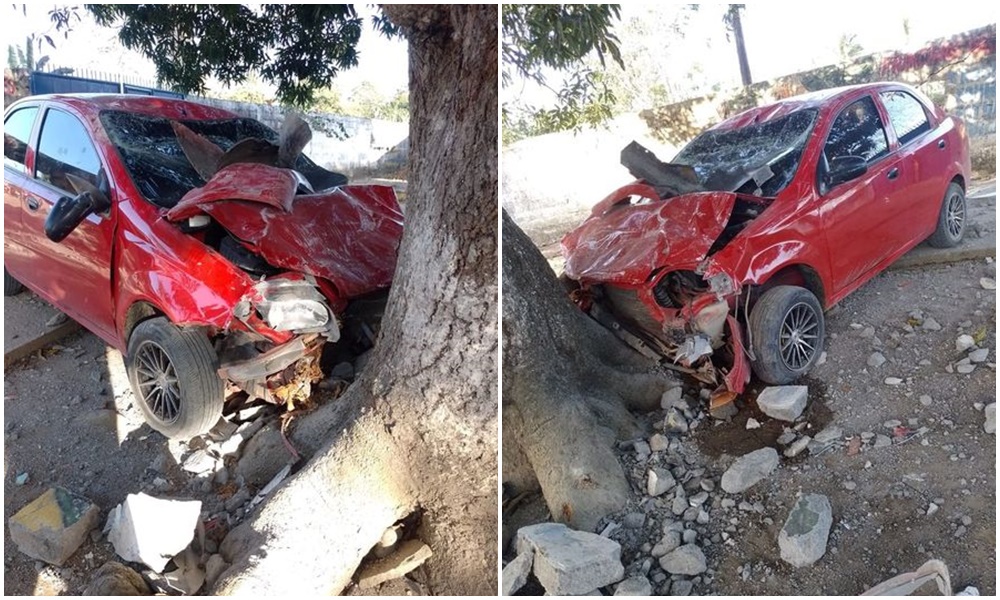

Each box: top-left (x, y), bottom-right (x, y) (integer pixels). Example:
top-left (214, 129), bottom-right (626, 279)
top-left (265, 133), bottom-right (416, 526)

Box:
top-left (29, 66), bottom-right (183, 99)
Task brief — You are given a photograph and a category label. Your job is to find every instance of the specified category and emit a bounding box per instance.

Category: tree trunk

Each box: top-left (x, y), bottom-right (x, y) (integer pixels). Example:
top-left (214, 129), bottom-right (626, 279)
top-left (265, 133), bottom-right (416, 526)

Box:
top-left (215, 5), bottom-right (497, 595)
top-left (501, 210), bottom-right (674, 538)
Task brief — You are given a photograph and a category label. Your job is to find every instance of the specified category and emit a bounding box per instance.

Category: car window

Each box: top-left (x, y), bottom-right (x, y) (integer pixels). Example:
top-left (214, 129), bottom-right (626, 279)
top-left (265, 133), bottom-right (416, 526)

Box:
top-left (4, 106), bottom-right (38, 173)
top-left (35, 108), bottom-right (102, 194)
top-left (824, 96), bottom-right (889, 164)
top-left (880, 91), bottom-right (931, 146)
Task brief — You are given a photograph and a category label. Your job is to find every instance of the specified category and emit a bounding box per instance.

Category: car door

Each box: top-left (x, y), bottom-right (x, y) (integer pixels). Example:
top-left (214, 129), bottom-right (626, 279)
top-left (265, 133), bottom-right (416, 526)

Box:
top-left (3, 103), bottom-right (41, 278)
top-left (818, 94), bottom-right (904, 293)
top-left (18, 105), bottom-right (118, 342)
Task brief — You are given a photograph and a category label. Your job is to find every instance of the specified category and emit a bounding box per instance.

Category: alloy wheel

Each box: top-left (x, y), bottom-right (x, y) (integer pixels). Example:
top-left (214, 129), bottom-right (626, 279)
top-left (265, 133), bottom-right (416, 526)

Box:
top-left (133, 340), bottom-right (181, 424)
top-left (779, 302), bottom-right (820, 371)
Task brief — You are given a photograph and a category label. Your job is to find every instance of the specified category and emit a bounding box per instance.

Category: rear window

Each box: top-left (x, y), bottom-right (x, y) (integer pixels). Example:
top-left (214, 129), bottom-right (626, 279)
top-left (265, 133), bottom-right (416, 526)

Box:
top-left (880, 91), bottom-right (931, 146)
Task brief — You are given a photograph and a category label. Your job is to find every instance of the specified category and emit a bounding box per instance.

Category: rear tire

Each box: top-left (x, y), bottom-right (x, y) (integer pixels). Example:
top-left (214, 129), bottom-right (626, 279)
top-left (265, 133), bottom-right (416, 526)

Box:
top-left (4, 267), bottom-right (24, 296)
top-left (926, 182), bottom-right (965, 248)
top-left (126, 317), bottom-right (224, 439)
top-left (749, 286), bottom-right (825, 385)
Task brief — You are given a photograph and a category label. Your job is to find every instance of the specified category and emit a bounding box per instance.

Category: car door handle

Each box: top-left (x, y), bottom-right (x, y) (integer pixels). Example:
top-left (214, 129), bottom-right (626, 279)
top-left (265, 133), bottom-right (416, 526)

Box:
top-left (887, 167), bottom-right (899, 180)
top-left (938, 139), bottom-right (946, 149)
top-left (26, 197), bottom-right (40, 211)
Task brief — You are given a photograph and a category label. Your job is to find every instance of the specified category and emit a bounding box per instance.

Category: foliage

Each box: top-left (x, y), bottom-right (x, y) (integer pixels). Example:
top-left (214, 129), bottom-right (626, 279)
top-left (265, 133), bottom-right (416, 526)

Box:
top-left (345, 81), bottom-right (408, 121)
top-left (881, 24), bottom-right (996, 79)
top-left (87, 4), bottom-right (401, 107)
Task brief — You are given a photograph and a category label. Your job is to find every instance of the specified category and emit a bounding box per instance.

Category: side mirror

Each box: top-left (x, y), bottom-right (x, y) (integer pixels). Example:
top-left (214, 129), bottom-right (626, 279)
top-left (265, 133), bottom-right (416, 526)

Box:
top-left (827, 155), bottom-right (867, 187)
top-left (44, 172), bottom-right (112, 243)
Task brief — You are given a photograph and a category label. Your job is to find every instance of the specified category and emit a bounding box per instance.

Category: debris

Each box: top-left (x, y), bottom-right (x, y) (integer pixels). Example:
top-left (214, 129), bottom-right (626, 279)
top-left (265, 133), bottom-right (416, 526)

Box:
top-left (980, 277), bottom-right (996, 290)
top-left (502, 552), bottom-right (533, 596)
top-left (778, 494), bottom-right (832, 567)
top-left (756, 386), bottom-right (808, 421)
top-left (163, 547), bottom-right (205, 595)
top-left (15, 472), bottom-right (29, 485)
top-left (204, 554), bottom-right (229, 590)
top-left (357, 539), bottom-right (433, 589)
top-left (658, 544), bottom-right (707, 575)
top-left (181, 449), bottom-right (219, 475)
top-left (884, 377), bottom-right (903, 385)
top-left (623, 512), bottom-right (646, 529)
top-left (921, 317), bottom-right (942, 331)
top-left (867, 352), bottom-right (886, 368)
top-left (860, 559), bottom-right (952, 595)
top-left (985, 403), bottom-right (996, 434)
top-left (846, 437), bottom-right (861, 456)
top-left (955, 335), bottom-right (976, 352)
top-left (516, 522), bottom-right (624, 595)
top-left (783, 435), bottom-right (812, 458)
top-left (660, 387), bottom-right (685, 410)
top-left (926, 503), bottom-right (939, 516)
top-left (83, 561), bottom-right (151, 595)
top-left (615, 575), bottom-right (653, 596)
top-left (247, 463), bottom-right (292, 512)
top-left (647, 468), bottom-right (677, 497)
top-left (776, 431), bottom-right (797, 445)
top-left (663, 408), bottom-right (689, 434)
top-left (9, 487), bottom-right (99, 566)
top-left (236, 425), bottom-right (297, 487)
top-left (956, 364), bottom-right (976, 374)
top-left (745, 418), bottom-right (761, 430)
top-left (969, 348), bottom-right (990, 363)
top-left (106, 493), bottom-right (202, 572)
top-left (919, 395), bottom-right (933, 407)
top-left (45, 312), bottom-right (69, 328)
top-left (721, 447), bottom-right (779, 493)
top-left (874, 434), bottom-right (892, 448)
top-left (649, 433), bottom-right (669, 452)
top-left (813, 425), bottom-right (843, 445)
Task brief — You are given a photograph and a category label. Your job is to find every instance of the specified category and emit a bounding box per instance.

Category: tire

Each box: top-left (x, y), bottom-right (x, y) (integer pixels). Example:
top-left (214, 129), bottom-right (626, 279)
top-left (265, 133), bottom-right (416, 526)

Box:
top-left (926, 182), bottom-right (966, 248)
top-left (748, 285), bottom-right (825, 385)
top-left (126, 317), bottom-right (224, 439)
top-left (4, 267), bottom-right (24, 296)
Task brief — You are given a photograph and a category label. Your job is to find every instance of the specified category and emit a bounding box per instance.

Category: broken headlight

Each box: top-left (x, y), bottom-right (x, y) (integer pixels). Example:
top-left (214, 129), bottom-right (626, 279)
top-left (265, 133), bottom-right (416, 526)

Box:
top-left (237, 276), bottom-right (341, 341)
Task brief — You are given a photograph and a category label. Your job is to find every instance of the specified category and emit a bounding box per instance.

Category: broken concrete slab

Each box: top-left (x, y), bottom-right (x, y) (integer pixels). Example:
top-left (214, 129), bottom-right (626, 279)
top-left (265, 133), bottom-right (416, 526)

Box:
top-left (9, 487), bottom-right (100, 566)
top-left (358, 539), bottom-right (433, 589)
top-left (985, 403), bottom-right (996, 434)
top-left (204, 554), bottom-right (229, 590)
top-left (163, 547), bottom-right (205, 595)
top-left (721, 447), bottom-right (779, 494)
top-left (647, 467), bottom-right (676, 497)
top-left (82, 561), bottom-right (151, 595)
top-left (181, 448), bottom-right (219, 475)
top-left (756, 386), bottom-right (808, 421)
top-left (658, 544), bottom-right (707, 575)
top-left (615, 575), bottom-right (653, 595)
top-left (779, 493), bottom-right (833, 567)
top-left (516, 522), bottom-right (624, 595)
top-left (106, 493), bottom-right (202, 572)
top-left (501, 552), bottom-right (533, 596)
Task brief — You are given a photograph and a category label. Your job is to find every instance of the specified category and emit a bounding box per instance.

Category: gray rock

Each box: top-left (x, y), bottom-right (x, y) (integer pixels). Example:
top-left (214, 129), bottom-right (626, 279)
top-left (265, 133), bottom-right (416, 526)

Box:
top-left (682, 529), bottom-right (697, 544)
top-left (873, 434), bottom-right (891, 448)
top-left (181, 449), bottom-right (218, 475)
top-left (615, 575), bottom-right (653, 596)
top-left (204, 554), bottom-right (229, 590)
top-left (922, 317), bottom-right (942, 331)
top-left (647, 468), bottom-right (676, 497)
top-left (83, 561), bottom-right (151, 595)
top-left (660, 387), bottom-right (685, 410)
top-left (784, 435), bottom-right (812, 458)
top-left (813, 425), bottom-right (843, 444)
top-left (623, 512), bottom-right (646, 529)
top-left (501, 552), bottom-right (533, 596)
top-left (649, 433), bottom-right (670, 452)
top-left (357, 540), bottom-right (432, 589)
top-left (745, 418), bottom-right (761, 430)
top-left (776, 431), bottom-right (797, 445)
top-left (843, 481), bottom-right (857, 491)
top-left (919, 395), bottom-right (933, 406)
top-left (721, 447), bottom-right (779, 493)
top-left (663, 408), bottom-right (689, 434)
top-left (224, 488), bottom-right (252, 513)
top-left (980, 277), bottom-right (996, 290)
top-left (969, 348), bottom-right (990, 363)
top-left (651, 531), bottom-right (681, 557)
top-left (985, 403), bottom-right (996, 434)
top-left (236, 426), bottom-right (294, 488)
top-left (671, 579), bottom-right (694, 596)
top-left (633, 440), bottom-right (651, 457)
top-left (658, 544), bottom-right (706, 575)
top-left (516, 523), bottom-right (624, 595)
top-left (682, 507), bottom-right (699, 522)
top-left (9, 488), bottom-right (99, 566)
top-left (859, 326), bottom-right (875, 338)
top-left (884, 377), bottom-right (903, 385)
top-left (106, 493), bottom-right (201, 572)
top-left (756, 386), bottom-right (808, 421)
top-left (883, 419), bottom-right (902, 428)
top-left (779, 494), bottom-right (832, 567)
top-left (955, 334), bottom-right (976, 352)
top-left (957, 363), bottom-right (976, 374)
top-left (867, 352), bottom-right (886, 368)
top-left (672, 493), bottom-right (688, 516)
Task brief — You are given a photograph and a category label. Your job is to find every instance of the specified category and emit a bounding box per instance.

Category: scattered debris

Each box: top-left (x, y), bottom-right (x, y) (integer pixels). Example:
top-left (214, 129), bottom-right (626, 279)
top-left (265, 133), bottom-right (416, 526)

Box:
top-left (745, 418), bottom-right (761, 430)
top-left (979, 277), bottom-right (996, 290)
top-left (659, 544), bottom-right (707, 575)
top-left (516, 522), bottom-right (624, 595)
top-left (969, 348), bottom-right (990, 363)
top-left (756, 386), bottom-right (808, 421)
top-left (615, 575), bottom-right (653, 595)
top-left (784, 435), bottom-right (812, 458)
top-left (660, 387), bottom-right (685, 410)
top-left (921, 317), bottom-right (942, 331)
top-left (15, 472), bottom-right (29, 485)
top-left (45, 312), bottom-right (69, 328)
top-left (9, 487), bottom-right (99, 566)
top-left (778, 494), bottom-right (832, 567)
top-left (884, 377), bottom-right (903, 385)
top-left (721, 447), bottom-right (779, 493)
top-left (860, 558), bottom-right (952, 595)
top-left (106, 493), bottom-right (202, 572)
top-left (867, 352), bottom-right (887, 368)
top-left (955, 335), bottom-right (976, 352)
top-left (647, 468), bottom-right (677, 497)
top-left (985, 404), bottom-right (996, 435)
top-left (502, 552), bottom-right (533, 596)
top-left (163, 547), bottom-right (206, 594)
top-left (358, 539), bottom-right (433, 589)
top-left (82, 561), bottom-right (151, 595)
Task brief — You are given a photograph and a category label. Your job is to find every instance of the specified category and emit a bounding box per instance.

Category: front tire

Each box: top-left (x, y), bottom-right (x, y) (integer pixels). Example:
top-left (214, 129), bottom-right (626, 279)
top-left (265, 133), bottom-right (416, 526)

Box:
top-left (126, 317), bottom-right (224, 439)
top-left (749, 286), bottom-right (825, 385)
top-left (4, 267), bottom-right (24, 296)
top-left (926, 182), bottom-right (966, 248)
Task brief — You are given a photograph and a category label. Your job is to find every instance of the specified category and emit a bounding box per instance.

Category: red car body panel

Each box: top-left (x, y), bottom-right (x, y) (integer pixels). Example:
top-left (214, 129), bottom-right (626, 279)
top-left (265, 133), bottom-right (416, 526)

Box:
top-left (561, 82), bottom-right (971, 394)
top-left (4, 94), bottom-right (402, 354)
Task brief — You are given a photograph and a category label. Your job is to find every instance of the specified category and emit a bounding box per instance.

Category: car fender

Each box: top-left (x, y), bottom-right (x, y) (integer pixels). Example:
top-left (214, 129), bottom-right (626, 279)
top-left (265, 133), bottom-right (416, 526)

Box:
top-left (705, 237), bottom-right (824, 292)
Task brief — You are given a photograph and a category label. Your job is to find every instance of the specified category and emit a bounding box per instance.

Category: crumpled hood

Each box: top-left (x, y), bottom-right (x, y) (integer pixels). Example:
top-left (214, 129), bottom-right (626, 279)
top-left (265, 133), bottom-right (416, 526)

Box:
top-left (167, 163), bottom-right (403, 298)
top-left (561, 183), bottom-right (736, 285)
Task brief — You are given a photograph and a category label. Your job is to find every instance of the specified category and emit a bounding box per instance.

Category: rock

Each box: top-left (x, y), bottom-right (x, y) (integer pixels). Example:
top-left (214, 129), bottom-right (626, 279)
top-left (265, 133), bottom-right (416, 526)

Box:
top-left (330, 361), bottom-right (355, 380)
top-left (956, 335), bottom-right (976, 352)
top-left (721, 447), bottom-right (779, 493)
top-left (682, 529), bottom-right (697, 544)
top-left (658, 544), bottom-right (706, 575)
top-left (651, 531), bottom-right (681, 557)
top-left (649, 433), bottom-right (670, 453)
top-left (843, 481), bottom-right (857, 491)
top-left (784, 435), bottom-right (811, 458)
top-left (516, 523), bottom-right (624, 595)
top-left (776, 431), bottom-right (797, 445)
top-left (633, 440), bottom-right (651, 457)
top-left (985, 403), bottom-right (996, 434)
top-left (956, 364), bottom-right (976, 374)
top-left (358, 540), bottom-right (433, 589)
top-left (623, 512), bottom-right (646, 529)
top-left (181, 449), bottom-right (218, 475)
top-left (660, 387), bottom-right (685, 410)
top-left (873, 434), bottom-right (891, 448)
top-left (709, 400), bottom-right (738, 420)
top-left (647, 468), bottom-right (677, 497)
top-left (883, 419), bottom-right (902, 428)
top-left (919, 395), bottom-right (932, 406)
top-left (921, 317), bottom-right (942, 331)
top-left (969, 348), bottom-right (990, 363)
top-left (615, 575), bottom-right (652, 596)
top-left (163, 547), bottom-right (205, 595)
top-left (501, 552), bottom-right (533, 596)
top-left (926, 503), bottom-right (939, 516)
top-left (867, 352), bottom-right (886, 368)
top-left (45, 312), bottom-right (69, 328)
top-left (778, 494), bottom-right (833, 567)
top-left (813, 425), bottom-right (843, 444)
top-left (15, 472), bottom-right (29, 485)
top-left (671, 579), bottom-right (694, 596)
top-left (980, 277), bottom-right (996, 290)
top-left (224, 488), bottom-right (252, 513)
top-left (83, 561), bottom-right (151, 595)
top-left (106, 493), bottom-right (202, 572)
top-left (236, 426), bottom-right (294, 488)
top-left (756, 386), bottom-right (808, 421)
top-left (884, 377), bottom-right (903, 385)
top-left (671, 493), bottom-right (688, 516)
top-left (859, 326), bottom-right (875, 338)
top-left (663, 408), bottom-right (689, 434)
top-left (815, 351), bottom-right (827, 366)
top-left (745, 418), bottom-right (761, 430)
top-left (9, 488), bottom-right (99, 566)
top-left (204, 554), bottom-right (229, 590)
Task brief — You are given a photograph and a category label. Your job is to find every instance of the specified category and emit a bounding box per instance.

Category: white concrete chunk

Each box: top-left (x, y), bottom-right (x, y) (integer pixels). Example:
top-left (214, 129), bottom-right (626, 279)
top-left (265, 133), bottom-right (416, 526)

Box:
top-left (721, 447), bottom-right (779, 494)
top-left (756, 386), bottom-right (808, 421)
top-left (516, 522), bottom-right (624, 595)
top-left (107, 493), bottom-right (202, 572)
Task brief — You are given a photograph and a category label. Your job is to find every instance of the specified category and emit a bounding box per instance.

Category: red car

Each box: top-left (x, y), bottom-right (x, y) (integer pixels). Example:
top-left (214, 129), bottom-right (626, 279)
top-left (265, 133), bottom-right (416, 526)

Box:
top-left (4, 94), bottom-right (403, 438)
top-left (561, 82), bottom-right (970, 409)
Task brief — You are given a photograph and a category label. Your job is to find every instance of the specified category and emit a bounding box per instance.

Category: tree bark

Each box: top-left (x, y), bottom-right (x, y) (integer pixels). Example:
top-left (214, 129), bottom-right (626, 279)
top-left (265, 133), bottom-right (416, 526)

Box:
top-left (501, 209), bottom-right (673, 537)
top-left (215, 5), bottom-right (497, 595)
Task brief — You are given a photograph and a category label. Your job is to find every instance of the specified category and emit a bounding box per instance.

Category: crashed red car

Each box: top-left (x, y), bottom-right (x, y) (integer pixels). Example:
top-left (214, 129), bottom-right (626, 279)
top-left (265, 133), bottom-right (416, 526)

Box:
top-left (4, 94), bottom-right (403, 438)
top-left (561, 83), bottom-right (970, 408)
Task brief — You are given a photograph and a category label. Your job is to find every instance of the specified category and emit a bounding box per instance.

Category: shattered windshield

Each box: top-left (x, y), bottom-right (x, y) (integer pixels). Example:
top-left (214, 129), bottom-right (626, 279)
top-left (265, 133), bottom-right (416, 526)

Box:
top-left (100, 111), bottom-right (341, 208)
top-left (673, 108), bottom-right (818, 197)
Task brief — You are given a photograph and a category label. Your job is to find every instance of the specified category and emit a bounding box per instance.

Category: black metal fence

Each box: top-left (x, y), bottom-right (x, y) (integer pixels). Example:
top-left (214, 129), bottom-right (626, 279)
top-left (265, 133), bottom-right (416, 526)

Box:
top-left (29, 69), bottom-right (183, 99)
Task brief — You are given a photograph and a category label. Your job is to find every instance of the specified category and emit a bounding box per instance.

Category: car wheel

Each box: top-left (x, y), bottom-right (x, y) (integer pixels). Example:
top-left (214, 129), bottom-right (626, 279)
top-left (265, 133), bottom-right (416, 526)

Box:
top-left (126, 317), bottom-right (224, 439)
top-left (926, 182), bottom-right (966, 248)
top-left (4, 267), bottom-right (24, 296)
top-left (748, 285), bottom-right (825, 385)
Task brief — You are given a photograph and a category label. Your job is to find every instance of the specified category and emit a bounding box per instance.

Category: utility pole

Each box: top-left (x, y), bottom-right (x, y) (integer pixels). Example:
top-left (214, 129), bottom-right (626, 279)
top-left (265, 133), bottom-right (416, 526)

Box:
top-left (729, 5), bottom-right (752, 86)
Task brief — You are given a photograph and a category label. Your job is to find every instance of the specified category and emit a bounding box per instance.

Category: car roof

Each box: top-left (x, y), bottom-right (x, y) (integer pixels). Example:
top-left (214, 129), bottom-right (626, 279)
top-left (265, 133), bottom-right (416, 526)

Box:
top-left (11, 93), bottom-right (240, 122)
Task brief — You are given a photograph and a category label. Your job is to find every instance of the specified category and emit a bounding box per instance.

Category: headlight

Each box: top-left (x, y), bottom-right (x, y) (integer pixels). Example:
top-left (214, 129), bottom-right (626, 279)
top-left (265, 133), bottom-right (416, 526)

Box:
top-left (260, 297), bottom-right (329, 331)
top-left (242, 276), bottom-right (340, 341)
